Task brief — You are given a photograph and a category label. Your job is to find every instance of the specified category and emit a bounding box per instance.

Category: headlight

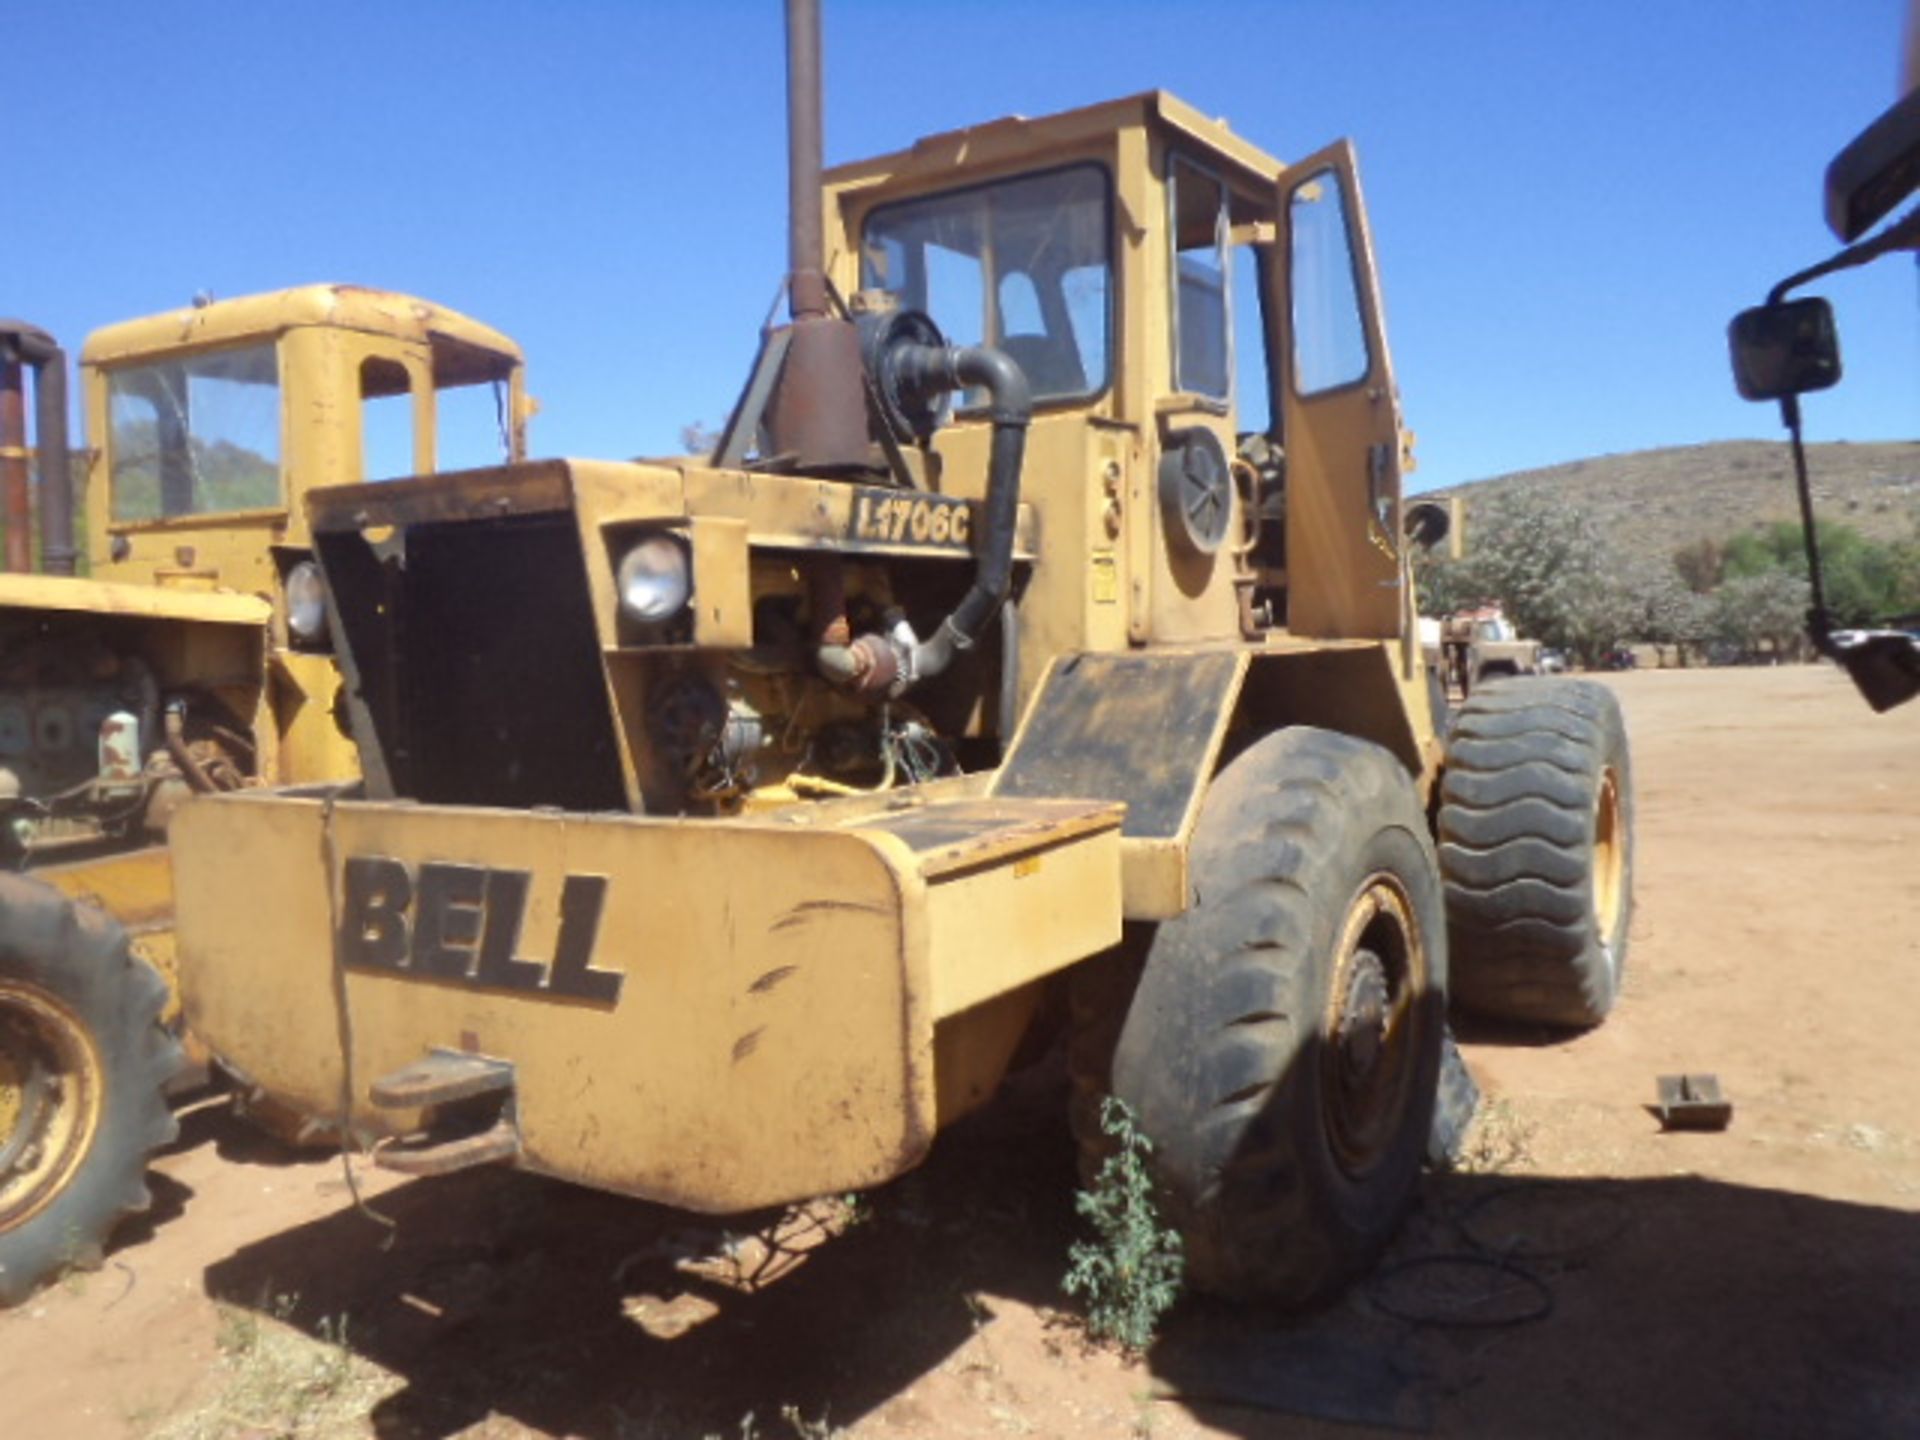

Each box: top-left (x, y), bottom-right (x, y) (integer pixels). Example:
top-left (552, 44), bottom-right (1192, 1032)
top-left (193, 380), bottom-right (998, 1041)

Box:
top-left (286, 559), bottom-right (329, 642)
top-left (616, 534), bottom-right (691, 626)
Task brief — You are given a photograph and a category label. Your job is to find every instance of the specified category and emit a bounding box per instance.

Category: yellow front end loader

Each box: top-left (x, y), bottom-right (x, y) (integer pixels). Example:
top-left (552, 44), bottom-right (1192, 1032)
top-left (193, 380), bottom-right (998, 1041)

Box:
top-left (174, 2), bottom-right (1633, 1307)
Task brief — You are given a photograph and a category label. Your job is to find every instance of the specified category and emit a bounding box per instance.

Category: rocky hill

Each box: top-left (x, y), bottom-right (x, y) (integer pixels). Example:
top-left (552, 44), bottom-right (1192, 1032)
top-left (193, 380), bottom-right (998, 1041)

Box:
top-left (1421, 440), bottom-right (1920, 558)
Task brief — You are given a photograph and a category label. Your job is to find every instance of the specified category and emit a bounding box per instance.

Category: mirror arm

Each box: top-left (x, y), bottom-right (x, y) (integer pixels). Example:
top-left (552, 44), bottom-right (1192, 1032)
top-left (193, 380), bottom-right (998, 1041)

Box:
top-left (1768, 203), bottom-right (1920, 305)
top-left (1775, 392), bottom-right (1837, 654)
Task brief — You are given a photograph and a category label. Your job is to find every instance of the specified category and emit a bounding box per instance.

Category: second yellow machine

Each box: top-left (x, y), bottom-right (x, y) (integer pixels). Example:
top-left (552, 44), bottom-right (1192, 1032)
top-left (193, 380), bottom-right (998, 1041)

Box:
top-left (0, 286), bottom-right (528, 1304)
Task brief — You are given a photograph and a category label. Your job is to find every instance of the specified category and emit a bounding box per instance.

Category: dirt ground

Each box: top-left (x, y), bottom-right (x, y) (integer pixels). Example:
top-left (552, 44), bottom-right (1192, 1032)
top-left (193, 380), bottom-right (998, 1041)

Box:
top-left (4, 665), bottom-right (1918, 1440)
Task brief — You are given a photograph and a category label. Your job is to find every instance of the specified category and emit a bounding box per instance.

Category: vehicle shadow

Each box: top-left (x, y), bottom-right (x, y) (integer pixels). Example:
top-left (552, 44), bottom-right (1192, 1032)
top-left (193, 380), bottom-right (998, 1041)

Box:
top-left (202, 1060), bottom-right (1089, 1438)
top-left (1153, 1168), bottom-right (1920, 1439)
top-left (199, 1057), bottom-right (1920, 1440)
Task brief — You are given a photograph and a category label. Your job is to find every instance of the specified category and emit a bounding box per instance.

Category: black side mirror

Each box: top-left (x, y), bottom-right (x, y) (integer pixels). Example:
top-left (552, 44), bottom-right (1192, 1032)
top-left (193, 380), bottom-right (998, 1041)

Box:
top-left (1403, 500), bottom-right (1450, 551)
top-left (1832, 630), bottom-right (1920, 712)
top-left (1826, 84), bottom-right (1920, 242)
top-left (1729, 298), bottom-right (1842, 402)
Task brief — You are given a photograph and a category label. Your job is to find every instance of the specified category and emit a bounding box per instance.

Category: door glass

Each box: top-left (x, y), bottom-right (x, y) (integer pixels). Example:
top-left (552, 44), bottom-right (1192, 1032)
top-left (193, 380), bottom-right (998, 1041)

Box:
top-left (1289, 170), bottom-right (1370, 394)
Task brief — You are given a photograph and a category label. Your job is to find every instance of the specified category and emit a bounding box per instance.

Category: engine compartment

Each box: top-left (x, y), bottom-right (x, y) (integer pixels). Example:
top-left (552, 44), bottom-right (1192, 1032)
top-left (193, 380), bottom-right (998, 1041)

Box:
top-left (0, 615), bottom-right (253, 862)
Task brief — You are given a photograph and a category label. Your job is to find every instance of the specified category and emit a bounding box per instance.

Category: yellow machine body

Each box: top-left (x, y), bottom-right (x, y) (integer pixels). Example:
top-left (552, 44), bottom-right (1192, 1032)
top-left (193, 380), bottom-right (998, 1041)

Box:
top-left (176, 94), bottom-right (1443, 1209)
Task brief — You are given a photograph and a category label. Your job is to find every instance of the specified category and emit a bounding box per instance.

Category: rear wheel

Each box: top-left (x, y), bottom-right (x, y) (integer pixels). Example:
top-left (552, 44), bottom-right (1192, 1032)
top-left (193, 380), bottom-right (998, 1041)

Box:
top-left (1102, 728), bottom-right (1447, 1306)
top-left (0, 876), bottom-right (181, 1305)
top-left (1439, 678), bottom-right (1633, 1027)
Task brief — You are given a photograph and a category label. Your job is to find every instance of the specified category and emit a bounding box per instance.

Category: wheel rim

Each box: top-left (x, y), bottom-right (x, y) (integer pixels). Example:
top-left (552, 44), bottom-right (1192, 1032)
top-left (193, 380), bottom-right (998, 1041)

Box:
top-left (0, 982), bottom-right (105, 1230)
top-left (1321, 875), bottom-right (1428, 1180)
top-left (1592, 768), bottom-right (1626, 951)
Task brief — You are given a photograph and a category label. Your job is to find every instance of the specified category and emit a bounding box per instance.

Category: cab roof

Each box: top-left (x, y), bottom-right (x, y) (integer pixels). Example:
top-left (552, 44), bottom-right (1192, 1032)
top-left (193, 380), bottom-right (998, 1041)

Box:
top-left (82, 284), bottom-right (523, 383)
top-left (824, 90), bottom-right (1289, 195)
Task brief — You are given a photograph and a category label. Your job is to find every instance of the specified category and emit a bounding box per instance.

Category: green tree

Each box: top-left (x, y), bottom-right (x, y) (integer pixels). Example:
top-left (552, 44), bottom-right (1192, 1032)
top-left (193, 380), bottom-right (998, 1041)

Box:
top-left (1711, 569), bottom-right (1810, 662)
top-left (1423, 490), bottom-right (1635, 666)
top-left (1623, 555), bottom-right (1712, 666)
top-left (1672, 536), bottom-right (1724, 595)
top-left (1721, 518), bottom-right (1920, 627)
top-left (1412, 548), bottom-right (1479, 618)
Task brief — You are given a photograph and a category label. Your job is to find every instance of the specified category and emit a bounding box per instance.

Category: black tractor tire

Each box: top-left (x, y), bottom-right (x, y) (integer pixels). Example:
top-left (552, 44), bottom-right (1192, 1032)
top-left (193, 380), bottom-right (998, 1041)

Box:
top-left (1438, 678), bottom-right (1633, 1028)
top-left (0, 875), bottom-right (182, 1305)
top-left (1101, 727), bottom-right (1448, 1307)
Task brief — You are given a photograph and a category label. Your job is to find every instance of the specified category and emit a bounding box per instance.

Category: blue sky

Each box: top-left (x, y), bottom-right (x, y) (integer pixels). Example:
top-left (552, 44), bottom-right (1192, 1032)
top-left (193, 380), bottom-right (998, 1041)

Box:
top-left (8, 1), bottom-right (1915, 492)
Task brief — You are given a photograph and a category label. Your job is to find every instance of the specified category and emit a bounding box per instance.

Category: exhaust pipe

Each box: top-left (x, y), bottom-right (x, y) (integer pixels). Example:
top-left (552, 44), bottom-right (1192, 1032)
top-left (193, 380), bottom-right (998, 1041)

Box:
top-left (762, 0), bottom-right (869, 471)
top-left (786, 0), bottom-right (828, 324)
top-left (0, 322), bottom-right (75, 576)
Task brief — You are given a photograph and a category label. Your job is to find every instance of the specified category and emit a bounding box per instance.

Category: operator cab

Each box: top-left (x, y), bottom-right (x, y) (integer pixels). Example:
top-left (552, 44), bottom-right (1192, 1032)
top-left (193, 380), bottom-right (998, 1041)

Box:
top-left (826, 92), bottom-right (1415, 663)
top-left (83, 285), bottom-right (528, 619)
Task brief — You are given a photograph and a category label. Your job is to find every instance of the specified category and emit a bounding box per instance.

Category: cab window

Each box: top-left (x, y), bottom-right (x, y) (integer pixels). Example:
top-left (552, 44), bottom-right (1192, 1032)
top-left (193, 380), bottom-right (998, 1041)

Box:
top-left (437, 378), bottom-right (514, 471)
top-left (107, 343), bottom-right (281, 521)
top-left (1170, 157), bottom-right (1229, 400)
top-left (361, 357), bottom-right (416, 483)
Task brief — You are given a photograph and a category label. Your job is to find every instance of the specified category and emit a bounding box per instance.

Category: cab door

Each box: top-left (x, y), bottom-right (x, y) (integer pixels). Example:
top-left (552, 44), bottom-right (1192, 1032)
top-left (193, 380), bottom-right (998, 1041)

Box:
top-left (1271, 141), bottom-right (1407, 640)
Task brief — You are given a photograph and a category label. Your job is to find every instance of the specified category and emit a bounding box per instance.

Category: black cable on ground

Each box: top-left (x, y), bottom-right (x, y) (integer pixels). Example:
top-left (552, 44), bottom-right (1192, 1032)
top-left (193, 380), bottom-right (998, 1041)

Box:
top-left (1456, 1180), bottom-right (1634, 1264)
top-left (1368, 1179), bottom-right (1635, 1329)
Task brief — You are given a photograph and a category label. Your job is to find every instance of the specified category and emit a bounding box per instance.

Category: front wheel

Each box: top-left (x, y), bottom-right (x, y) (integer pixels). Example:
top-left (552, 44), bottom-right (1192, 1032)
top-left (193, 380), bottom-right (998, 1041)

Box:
top-left (0, 876), bottom-right (182, 1305)
top-left (1107, 728), bottom-right (1447, 1307)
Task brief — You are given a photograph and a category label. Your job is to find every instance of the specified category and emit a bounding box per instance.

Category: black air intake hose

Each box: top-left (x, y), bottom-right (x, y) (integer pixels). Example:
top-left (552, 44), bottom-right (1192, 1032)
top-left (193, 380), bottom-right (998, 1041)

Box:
top-left (887, 342), bottom-right (1030, 682)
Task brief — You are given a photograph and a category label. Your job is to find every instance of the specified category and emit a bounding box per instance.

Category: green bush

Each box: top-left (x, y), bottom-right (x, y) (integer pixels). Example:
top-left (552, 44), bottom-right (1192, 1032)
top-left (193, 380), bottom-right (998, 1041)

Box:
top-left (1063, 1096), bottom-right (1183, 1352)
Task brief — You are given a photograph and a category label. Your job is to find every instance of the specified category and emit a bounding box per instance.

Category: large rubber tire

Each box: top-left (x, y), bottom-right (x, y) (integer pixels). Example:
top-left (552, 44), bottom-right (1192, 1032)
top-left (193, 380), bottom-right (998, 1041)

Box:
top-left (0, 875), bottom-right (181, 1305)
top-left (1438, 678), bottom-right (1633, 1028)
top-left (1102, 727), bottom-right (1448, 1307)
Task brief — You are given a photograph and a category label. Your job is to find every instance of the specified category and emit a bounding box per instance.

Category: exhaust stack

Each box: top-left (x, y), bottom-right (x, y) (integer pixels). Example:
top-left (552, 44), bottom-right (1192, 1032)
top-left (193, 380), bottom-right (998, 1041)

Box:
top-left (0, 322), bottom-right (74, 576)
top-left (762, 0), bottom-right (869, 471)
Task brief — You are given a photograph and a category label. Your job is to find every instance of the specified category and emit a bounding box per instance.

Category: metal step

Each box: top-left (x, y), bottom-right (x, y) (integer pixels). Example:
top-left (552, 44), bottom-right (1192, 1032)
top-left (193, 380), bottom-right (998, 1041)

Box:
top-left (375, 1117), bottom-right (520, 1177)
top-left (368, 1049), bottom-right (514, 1109)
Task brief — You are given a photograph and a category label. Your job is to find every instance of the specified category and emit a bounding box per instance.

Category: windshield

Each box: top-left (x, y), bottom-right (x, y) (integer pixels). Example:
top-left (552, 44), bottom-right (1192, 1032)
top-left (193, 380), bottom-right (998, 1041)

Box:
top-left (108, 342), bottom-right (281, 521)
top-left (861, 164), bottom-right (1111, 405)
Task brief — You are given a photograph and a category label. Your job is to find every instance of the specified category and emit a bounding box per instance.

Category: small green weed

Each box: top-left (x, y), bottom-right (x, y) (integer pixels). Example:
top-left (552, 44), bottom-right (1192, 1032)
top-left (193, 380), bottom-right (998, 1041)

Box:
top-left (779, 1404), bottom-right (842, 1438)
top-left (153, 1288), bottom-right (392, 1439)
top-left (1063, 1096), bottom-right (1183, 1352)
